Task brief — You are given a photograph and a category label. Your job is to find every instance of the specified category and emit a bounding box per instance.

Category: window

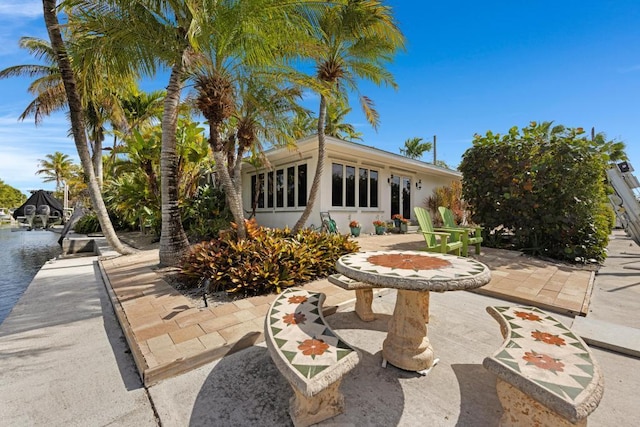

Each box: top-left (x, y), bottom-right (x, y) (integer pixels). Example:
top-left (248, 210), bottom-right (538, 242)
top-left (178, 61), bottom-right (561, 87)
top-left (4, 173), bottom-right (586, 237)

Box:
top-left (267, 172), bottom-right (274, 208)
top-left (370, 170), bottom-right (378, 208)
top-left (332, 163), bottom-right (343, 206)
top-left (276, 169), bottom-right (284, 208)
top-left (332, 163), bottom-right (378, 208)
top-left (298, 164), bottom-right (307, 207)
top-left (359, 169), bottom-right (368, 207)
top-left (258, 173), bottom-right (265, 209)
top-left (287, 166), bottom-right (295, 207)
top-left (345, 166), bottom-right (356, 207)
top-left (250, 175), bottom-right (257, 210)
top-left (250, 163), bottom-right (307, 210)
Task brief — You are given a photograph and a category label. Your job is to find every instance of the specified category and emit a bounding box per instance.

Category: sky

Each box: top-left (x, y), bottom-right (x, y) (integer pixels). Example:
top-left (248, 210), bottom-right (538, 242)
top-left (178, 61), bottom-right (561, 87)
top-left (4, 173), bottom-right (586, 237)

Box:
top-left (1, 0), bottom-right (639, 197)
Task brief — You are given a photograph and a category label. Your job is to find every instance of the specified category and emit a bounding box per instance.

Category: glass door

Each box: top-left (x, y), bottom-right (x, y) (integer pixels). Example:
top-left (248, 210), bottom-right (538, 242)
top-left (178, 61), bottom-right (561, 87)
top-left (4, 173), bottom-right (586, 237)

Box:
top-left (390, 175), bottom-right (412, 219)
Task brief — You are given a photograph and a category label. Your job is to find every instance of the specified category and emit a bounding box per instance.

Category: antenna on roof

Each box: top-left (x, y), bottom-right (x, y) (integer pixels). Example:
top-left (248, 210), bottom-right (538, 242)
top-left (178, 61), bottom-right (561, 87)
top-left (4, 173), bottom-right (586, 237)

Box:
top-left (433, 135), bottom-right (437, 164)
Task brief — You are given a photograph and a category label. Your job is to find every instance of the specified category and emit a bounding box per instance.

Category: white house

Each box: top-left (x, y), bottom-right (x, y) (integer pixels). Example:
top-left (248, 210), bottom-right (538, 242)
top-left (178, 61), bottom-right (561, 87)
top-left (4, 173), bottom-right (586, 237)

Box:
top-left (241, 135), bottom-right (461, 234)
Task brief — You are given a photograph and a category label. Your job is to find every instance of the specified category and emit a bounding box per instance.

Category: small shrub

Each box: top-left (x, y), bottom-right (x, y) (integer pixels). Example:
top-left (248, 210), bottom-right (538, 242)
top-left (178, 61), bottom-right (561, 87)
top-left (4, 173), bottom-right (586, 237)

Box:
top-left (180, 220), bottom-right (359, 296)
top-left (425, 181), bottom-right (465, 226)
top-left (74, 212), bottom-right (101, 234)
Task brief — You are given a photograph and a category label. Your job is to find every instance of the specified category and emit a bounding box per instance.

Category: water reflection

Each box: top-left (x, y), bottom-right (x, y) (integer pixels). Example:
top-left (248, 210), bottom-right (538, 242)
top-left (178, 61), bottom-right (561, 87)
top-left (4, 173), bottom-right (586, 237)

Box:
top-left (0, 228), bottom-right (61, 324)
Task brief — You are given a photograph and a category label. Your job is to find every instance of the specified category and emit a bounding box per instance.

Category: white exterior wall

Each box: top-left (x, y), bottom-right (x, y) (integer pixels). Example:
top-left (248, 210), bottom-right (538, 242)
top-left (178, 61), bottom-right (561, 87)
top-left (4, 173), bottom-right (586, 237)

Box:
top-left (242, 136), bottom-right (461, 234)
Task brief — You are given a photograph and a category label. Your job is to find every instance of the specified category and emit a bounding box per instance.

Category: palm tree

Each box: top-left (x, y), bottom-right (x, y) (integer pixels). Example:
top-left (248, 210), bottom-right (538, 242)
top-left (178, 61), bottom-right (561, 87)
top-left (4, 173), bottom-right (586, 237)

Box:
top-left (323, 99), bottom-right (363, 142)
top-left (72, 0), bottom-right (211, 265)
top-left (192, 0), bottom-right (316, 240)
top-left (288, 98), bottom-right (362, 141)
top-left (400, 137), bottom-right (432, 160)
top-left (589, 128), bottom-right (627, 163)
top-left (0, 35), bottom-right (137, 189)
top-left (292, 0), bottom-right (405, 232)
top-left (42, 0), bottom-right (132, 255)
top-left (36, 151), bottom-right (74, 192)
top-left (0, 37), bottom-right (66, 124)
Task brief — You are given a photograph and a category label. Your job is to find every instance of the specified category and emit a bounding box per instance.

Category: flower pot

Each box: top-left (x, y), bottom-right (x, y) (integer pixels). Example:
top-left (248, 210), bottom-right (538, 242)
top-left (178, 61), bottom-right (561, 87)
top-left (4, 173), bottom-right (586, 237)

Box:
top-left (394, 219), bottom-right (401, 228)
top-left (400, 223), bottom-right (408, 233)
top-left (375, 225), bottom-right (386, 235)
top-left (350, 226), bottom-right (361, 237)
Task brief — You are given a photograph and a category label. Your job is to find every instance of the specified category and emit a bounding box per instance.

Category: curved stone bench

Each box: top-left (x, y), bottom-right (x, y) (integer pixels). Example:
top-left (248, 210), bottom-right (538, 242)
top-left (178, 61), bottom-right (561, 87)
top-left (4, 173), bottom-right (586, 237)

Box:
top-left (483, 306), bottom-right (604, 426)
top-left (264, 288), bottom-right (360, 427)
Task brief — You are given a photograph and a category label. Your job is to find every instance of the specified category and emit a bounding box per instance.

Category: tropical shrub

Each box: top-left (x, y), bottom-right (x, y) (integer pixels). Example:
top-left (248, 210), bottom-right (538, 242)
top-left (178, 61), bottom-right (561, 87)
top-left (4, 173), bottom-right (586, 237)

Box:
top-left (180, 220), bottom-right (359, 296)
top-left (459, 122), bottom-right (613, 262)
top-left (181, 184), bottom-right (232, 241)
top-left (424, 180), bottom-right (466, 226)
top-left (103, 117), bottom-right (211, 235)
top-left (74, 212), bottom-right (101, 234)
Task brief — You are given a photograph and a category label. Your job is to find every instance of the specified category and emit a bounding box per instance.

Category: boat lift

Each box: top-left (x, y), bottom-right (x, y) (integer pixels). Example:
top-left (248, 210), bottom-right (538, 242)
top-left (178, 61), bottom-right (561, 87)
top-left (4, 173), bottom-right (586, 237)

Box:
top-left (606, 161), bottom-right (640, 247)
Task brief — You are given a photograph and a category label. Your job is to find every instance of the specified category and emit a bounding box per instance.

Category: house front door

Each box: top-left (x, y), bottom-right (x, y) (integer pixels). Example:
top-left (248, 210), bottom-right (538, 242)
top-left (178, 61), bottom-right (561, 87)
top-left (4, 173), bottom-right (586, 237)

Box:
top-left (390, 176), bottom-right (412, 220)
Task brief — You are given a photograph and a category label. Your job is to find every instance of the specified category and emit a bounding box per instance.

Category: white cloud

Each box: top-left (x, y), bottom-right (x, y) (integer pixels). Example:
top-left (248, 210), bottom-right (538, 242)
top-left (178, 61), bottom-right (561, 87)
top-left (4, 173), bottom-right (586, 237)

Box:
top-left (0, 2), bottom-right (42, 19)
top-left (0, 112), bottom-right (78, 195)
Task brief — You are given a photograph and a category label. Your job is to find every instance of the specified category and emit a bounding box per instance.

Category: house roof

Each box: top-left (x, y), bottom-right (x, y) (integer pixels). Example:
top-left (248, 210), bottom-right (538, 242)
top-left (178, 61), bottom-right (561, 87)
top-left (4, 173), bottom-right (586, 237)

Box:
top-left (254, 135), bottom-right (461, 179)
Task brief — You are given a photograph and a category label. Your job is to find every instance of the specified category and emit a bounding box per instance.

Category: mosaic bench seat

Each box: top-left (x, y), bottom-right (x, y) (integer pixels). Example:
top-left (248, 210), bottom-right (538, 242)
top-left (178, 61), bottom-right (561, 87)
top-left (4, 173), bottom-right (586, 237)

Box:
top-left (264, 288), bottom-right (360, 427)
top-left (328, 274), bottom-right (375, 321)
top-left (483, 306), bottom-right (604, 426)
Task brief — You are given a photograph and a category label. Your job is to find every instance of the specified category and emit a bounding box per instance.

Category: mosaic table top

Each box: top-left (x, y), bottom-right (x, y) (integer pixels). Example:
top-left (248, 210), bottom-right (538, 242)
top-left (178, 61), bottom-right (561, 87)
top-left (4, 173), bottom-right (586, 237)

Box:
top-left (483, 306), bottom-right (604, 422)
top-left (264, 288), bottom-right (359, 396)
top-left (336, 250), bottom-right (491, 292)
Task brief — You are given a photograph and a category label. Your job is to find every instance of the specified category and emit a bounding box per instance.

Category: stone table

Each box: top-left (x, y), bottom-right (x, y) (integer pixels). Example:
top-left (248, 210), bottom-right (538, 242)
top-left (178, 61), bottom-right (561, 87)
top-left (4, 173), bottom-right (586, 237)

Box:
top-left (336, 250), bottom-right (491, 373)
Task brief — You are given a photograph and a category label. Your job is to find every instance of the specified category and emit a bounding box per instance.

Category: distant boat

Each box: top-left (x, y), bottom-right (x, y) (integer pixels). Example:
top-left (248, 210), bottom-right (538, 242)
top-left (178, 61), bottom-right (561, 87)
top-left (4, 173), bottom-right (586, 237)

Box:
top-left (12, 190), bottom-right (65, 230)
top-left (0, 207), bottom-right (12, 223)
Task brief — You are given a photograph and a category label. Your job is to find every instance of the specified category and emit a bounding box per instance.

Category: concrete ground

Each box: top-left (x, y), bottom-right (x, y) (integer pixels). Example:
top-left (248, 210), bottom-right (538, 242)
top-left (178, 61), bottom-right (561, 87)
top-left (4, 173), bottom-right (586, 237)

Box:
top-left (0, 255), bottom-right (156, 426)
top-left (148, 280), bottom-right (639, 427)
top-left (1, 230), bottom-right (639, 426)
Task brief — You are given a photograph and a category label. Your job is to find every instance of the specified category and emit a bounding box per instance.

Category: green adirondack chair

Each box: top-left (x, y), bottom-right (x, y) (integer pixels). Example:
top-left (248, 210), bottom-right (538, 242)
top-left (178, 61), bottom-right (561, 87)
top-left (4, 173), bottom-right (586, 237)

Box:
top-left (413, 207), bottom-right (463, 256)
top-left (438, 206), bottom-right (483, 256)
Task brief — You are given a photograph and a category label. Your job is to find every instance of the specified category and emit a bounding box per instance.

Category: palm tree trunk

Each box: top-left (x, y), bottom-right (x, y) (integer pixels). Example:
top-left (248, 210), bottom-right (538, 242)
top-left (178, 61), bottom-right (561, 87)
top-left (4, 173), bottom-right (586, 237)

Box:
top-left (209, 127), bottom-right (246, 239)
top-left (43, 0), bottom-right (131, 255)
top-left (293, 94), bottom-right (328, 232)
top-left (159, 64), bottom-right (190, 267)
top-left (233, 145), bottom-right (244, 204)
top-left (91, 127), bottom-right (104, 189)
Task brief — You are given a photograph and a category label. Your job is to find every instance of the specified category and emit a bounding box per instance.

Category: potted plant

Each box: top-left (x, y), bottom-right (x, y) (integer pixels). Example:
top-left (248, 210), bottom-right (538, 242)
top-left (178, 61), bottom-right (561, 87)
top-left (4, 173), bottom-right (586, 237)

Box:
top-left (373, 220), bottom-right (386, 235)
top-left (392, 213), bottom-right (404, 228)
top-left (399, 217), bottom-right (409, 233)
top-left (349, 220), bottom-right (361, 237)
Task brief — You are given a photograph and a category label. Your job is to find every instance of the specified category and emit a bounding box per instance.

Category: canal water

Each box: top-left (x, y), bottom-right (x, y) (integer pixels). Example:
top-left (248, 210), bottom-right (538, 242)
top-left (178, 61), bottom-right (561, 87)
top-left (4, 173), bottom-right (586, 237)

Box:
top-left (0, 228), bottom-right (61, 325)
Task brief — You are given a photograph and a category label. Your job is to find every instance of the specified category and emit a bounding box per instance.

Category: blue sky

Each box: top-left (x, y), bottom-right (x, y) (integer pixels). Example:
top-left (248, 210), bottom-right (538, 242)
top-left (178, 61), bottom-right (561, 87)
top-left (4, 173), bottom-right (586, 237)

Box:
top-left (1, 1), bottom-right (639, 196)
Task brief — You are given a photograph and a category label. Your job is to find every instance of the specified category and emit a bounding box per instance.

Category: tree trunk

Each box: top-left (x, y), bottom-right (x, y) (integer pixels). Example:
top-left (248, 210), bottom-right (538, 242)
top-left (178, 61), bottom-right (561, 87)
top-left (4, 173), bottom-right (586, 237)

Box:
top-left (159, 64), bottom-right (190, 267)
top-left (43, 0), bottom-right (132, 255)
top-left (213, 149), bottom-right (246, 239)
top-left (91, 127), bottom-right (103, 189)
top-left (293, 94), bottom-right (328, 232)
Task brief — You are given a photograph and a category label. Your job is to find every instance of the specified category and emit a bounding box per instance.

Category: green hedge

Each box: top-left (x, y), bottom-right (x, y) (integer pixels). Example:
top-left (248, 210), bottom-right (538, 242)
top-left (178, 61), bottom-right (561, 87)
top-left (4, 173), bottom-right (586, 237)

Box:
top-left (459, 122), bottom-right (613, 262)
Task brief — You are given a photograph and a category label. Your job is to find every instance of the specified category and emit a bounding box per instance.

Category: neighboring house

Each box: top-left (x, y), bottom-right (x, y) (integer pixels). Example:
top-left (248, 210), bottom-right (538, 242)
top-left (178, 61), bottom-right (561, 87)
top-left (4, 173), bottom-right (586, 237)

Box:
top-left (241, 135), bottom-right (461, 234)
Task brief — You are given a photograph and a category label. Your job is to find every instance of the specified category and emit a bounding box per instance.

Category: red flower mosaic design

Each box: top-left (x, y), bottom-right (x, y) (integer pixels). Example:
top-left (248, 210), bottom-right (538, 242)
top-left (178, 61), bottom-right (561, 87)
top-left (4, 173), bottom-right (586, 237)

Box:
top-left (283, 312), bottom-right (306, 325)
top-left (288, 295), bottom-right (308, 304)
top-left (298, 338), bottom-right (330, 357)
top-left (523, 350), bottom-right (565, 373)
top-left (368, 254), bottom-right (451, 270)
top-left (531, 330), bottom-right (566, 346)
top-left (514, 310), bottom-right (542, 321)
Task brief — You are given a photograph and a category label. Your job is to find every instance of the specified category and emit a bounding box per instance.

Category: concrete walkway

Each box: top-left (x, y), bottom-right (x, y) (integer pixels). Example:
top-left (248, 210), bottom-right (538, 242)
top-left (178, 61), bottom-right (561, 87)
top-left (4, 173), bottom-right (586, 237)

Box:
top-left (1, 230), bottom-right (638, 426)
top-left (0, 255), bottom-right (156, 426)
